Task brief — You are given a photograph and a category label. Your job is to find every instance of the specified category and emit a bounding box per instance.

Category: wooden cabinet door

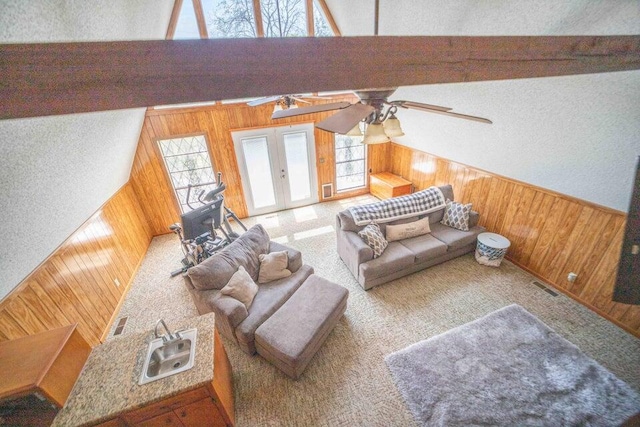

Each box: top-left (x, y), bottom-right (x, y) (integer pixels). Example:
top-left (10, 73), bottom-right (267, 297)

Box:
top-left (136, 411), bottom-right (182, 427)
top-left (175, 398), bottom-right (227, 427)
top-left (94, 418), bottom-right (126, 427)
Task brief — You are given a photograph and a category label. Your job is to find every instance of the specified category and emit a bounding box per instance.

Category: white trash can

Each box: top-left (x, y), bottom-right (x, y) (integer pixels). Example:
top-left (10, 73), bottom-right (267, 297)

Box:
top-left (475, 232), bottom-right (511, 267)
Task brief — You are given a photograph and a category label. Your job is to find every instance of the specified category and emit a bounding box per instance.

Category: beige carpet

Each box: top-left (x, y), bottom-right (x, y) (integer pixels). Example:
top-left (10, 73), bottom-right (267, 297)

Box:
top-left (110, 195), bottom-right (640, 427)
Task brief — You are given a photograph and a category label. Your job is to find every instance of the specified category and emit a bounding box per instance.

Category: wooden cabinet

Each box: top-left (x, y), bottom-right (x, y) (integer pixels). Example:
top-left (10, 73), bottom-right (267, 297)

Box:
top-left (0, 324), bottom-right (91, 425)
top-left (370, 172), bottom-right (412, 200)
top-left (103, 330), bottom-right (234, 427)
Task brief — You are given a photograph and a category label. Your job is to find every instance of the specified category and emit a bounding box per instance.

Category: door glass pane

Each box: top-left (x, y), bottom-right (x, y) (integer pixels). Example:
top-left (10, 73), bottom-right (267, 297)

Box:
top-left (242, 137), bottom-right (276, 209)
top-left (283, 132), bottom-right (311, 202)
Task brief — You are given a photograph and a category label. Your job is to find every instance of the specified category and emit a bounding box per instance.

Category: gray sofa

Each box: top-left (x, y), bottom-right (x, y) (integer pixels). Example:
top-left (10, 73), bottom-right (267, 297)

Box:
top-left (183, 224), bottom-right (313, 354)
top-left (336, 184), bottom-right (485, 290)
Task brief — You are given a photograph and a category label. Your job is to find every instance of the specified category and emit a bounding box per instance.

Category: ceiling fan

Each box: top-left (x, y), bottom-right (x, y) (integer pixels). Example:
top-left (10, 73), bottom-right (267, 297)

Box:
top-left (270, 87), bottom-right (492, 141)
top-left (247, 94), bottom-right (329, 110)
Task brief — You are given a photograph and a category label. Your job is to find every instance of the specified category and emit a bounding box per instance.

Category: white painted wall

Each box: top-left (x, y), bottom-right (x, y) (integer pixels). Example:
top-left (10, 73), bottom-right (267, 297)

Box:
top-left (0, 0), bottom-right (174, 299)
top-left (324, 0), bottom-right (640, 211)
top-left (391, 71), bottom-right (640, 211)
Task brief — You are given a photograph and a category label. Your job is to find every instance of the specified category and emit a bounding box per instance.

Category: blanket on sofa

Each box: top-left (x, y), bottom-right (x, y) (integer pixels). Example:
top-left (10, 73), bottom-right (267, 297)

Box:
top-left (349, 186), bottom-right (445, 226)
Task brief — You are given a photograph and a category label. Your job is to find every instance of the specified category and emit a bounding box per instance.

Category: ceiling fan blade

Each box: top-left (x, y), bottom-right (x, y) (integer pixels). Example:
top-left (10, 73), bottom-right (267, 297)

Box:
top-left (272, 101), bottom-right (351, 119)
top-left (291, 96), bottom-right (311, 104)
top-left (247, 95), bottom-right (282, 106)
top-left (2, 36), bottom-right (639, 118)
top-left (391, 100), bottom-right (452, 112)
top-left (316, 103), bottom-right (376, 134)
top-left (416, 109), bottom-right (493, 124)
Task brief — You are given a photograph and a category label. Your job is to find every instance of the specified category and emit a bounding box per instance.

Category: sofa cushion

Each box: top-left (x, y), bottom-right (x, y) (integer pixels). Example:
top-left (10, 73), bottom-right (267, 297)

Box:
top-left (399, 234), bottom-right (448, 262)
top-left (440, 199), bottom-right (472, 231)
top-left (430, 222), bottom-right (481, 251)
top-left (386, 217), bottom-right (431, 242)
top-left (187, 224), bottom-right (270, 290)
top-left (235, 264), bottom-right (314, 353)
top-left (358, 223), bottom-right (388, 258)
top-left (258, 251), bottom-right (292, 283)
top-left (220, 266), bottom-right (259, 309)
top-left (359, 242), bottom-right (415, 282)
top-left (430, 185), bottom-right (454, 223)
top-left (337, 210), bottom-right (362, 233)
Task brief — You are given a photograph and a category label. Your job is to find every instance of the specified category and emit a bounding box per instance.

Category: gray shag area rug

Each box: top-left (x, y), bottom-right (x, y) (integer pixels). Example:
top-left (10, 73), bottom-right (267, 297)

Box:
top-left (385, 304), bottom-right (640, 427)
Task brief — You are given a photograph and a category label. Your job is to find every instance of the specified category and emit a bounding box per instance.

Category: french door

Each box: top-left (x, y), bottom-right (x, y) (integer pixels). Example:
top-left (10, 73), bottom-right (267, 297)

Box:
top-left (232, 123), bottom-right (318, 216)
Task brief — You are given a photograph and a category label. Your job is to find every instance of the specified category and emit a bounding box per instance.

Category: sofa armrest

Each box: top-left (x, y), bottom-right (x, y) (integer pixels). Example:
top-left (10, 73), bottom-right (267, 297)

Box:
top-left (269, 241), bottom-right (303, 273)
top-left (336, 220), bottom-right (374, 280)
top-left (211, 293), bottom-right (249, 343)
top-left (469, 210), bottom-right (480, 229)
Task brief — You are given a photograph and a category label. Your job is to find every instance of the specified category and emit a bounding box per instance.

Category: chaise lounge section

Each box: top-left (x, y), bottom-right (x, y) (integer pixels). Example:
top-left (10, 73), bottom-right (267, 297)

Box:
top-left (183, 224), bottom-right (313, 354)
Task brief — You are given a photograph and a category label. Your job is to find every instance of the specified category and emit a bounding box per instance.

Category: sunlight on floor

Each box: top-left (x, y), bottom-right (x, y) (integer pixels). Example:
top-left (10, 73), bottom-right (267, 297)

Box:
top-left (293, 225), bottom-right (334, 241)
top-left (292, 205), bottom-right (318, 222)
top-left (253, 213), bottom-right (280, 229)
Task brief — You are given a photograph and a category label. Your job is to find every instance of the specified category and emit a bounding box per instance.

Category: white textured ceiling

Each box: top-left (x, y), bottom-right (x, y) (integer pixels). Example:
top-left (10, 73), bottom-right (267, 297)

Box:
top-left (0, 0), bottom-right (174, 300)
top-left (325, 0), bottom-right (640, 36)
top-left (325, 0), bottom-right (640, 212)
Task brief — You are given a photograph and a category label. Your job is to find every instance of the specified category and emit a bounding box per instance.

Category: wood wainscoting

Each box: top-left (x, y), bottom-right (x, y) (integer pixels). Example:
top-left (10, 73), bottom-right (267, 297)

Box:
top-left (0, 183), bottom-right (152, 346)
top-left (388, 143), bottom-right (640, 336)
top-left (132, 96), bottom-right (389, 236)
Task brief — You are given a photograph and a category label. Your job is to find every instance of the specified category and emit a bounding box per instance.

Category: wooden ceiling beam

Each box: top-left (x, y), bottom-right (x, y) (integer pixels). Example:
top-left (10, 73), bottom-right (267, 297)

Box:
top-left (1, 36), bottom-right (639, 119)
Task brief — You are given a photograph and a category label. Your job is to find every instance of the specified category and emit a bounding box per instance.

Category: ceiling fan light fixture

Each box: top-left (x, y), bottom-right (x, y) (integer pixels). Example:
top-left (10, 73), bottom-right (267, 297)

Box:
top-left (383, 116), bottom-right (404, 137)
top-left (362, 123), bottom-right (390, 144)
top-left (345, 123), bottom-right (363, 136)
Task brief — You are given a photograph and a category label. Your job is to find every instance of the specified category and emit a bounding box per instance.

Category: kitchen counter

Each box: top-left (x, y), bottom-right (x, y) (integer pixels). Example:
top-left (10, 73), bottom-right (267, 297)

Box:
top-left (53, 313), bottom-right (219, 426)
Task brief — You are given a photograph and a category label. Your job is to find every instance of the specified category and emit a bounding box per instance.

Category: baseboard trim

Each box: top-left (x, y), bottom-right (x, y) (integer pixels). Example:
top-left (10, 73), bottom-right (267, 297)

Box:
top-left (99, 247), bottom-right (149, 343)
top-left (506, 257), bottom-right (639, 339)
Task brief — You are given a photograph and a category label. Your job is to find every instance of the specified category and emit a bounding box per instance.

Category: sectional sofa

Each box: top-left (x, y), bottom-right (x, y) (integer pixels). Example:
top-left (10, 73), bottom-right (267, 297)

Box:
top-left (336, 184), bottom-right (485, 290)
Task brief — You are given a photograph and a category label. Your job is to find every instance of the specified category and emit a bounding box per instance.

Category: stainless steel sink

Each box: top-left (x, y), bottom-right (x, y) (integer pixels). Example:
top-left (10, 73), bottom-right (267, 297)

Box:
top-left (139, 328), bottom-right (197, 385)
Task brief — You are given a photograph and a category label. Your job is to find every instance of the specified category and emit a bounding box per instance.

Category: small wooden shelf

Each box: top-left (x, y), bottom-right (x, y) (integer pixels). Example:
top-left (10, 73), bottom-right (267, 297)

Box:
top-left (370, 172), bottom-right (412, 200)
top-left (0, 323), bottom-right (91, 408)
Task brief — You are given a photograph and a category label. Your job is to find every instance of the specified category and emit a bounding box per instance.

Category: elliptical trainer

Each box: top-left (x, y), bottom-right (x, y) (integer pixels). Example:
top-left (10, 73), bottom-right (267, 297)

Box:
top-left (169, 172), bottom-right (247, 277)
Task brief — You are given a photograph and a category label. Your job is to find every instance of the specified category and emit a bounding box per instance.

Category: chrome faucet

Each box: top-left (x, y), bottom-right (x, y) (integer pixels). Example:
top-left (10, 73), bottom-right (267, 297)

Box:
top-left (154, 319), bottom-right (181, 342)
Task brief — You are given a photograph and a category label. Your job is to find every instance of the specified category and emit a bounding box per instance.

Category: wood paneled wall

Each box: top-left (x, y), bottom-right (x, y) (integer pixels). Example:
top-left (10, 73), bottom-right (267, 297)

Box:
top-left (389, 143), bottom-right (640, 336)
top-left (0, 183), bottom-right (152, 346)
top-left (132, 96), bottom-right (388, 236)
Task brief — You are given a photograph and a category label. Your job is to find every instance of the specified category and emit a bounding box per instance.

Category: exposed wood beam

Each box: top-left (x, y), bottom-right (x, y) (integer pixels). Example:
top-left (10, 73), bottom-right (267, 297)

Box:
top-left (192, 0), bottom-right (209, 39)
top-left (252, 0), bottom-right (264, 37)
top-left (306, 0), bottom-right (314, 37)
top-left (166, 0), bottom-right (183, 39)
top-left (1, 36), bottom-right (639, 119)
top-left (317, 0), bottom-right (340, 36)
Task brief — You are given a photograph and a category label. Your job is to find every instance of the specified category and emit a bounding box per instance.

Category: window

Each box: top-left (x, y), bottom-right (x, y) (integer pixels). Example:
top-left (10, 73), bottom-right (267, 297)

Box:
top-left (172, 0), bottom-right (335, 39)
top-left (335, 132), bottom-right (366, 192)
top-left (157, 135), bottom-right (217, 213)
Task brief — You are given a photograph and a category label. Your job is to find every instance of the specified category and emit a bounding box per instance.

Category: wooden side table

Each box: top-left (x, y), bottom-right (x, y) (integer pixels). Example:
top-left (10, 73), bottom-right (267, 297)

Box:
top-left (370, 172), bottom-right (412, 200)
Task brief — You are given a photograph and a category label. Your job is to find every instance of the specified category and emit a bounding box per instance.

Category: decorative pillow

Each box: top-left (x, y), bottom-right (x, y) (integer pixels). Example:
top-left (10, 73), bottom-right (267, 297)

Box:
top-left (220, 266), bottom-right (259, 309)
top-left (358, 223), bottom-right (388, 258)
top-left (386, 217), bottom-right (431, 241)
top-left (258, 251), bottom-right (292, 284)
top-left (440, 199), bottom-right (472, 231)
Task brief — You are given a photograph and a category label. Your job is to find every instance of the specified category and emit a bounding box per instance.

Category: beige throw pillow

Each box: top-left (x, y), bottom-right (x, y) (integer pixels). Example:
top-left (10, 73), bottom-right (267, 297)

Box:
top-left (385, 217), bottom-right (431, 241)
top-left (258, 251), bottom-right (291, 284)
top-left (220, 266), bottom-right (259, 309)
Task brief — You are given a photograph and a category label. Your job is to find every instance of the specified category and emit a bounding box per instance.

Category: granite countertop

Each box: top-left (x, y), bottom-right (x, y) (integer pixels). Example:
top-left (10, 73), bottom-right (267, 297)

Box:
top-left (53, 313), bottom-right (216, 427)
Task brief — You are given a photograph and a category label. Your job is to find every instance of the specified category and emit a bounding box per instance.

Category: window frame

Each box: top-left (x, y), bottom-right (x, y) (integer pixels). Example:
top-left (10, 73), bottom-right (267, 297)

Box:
top-left (333, 132), bottom-right (368, 193)
top-left (155, 132), bottom-right (218, 214)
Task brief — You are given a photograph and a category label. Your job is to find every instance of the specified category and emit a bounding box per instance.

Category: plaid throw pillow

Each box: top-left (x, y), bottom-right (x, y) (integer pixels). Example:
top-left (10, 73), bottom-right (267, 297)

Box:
top-left (440, 199), bottom-right (472, 231)
top-left (358, 223), bottom-right (388, 258)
